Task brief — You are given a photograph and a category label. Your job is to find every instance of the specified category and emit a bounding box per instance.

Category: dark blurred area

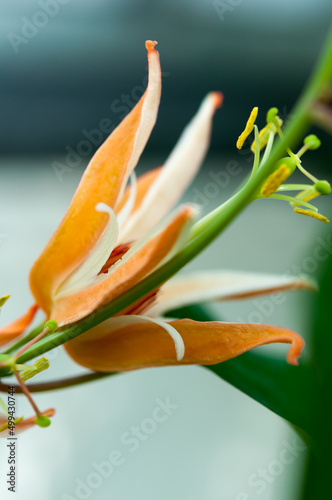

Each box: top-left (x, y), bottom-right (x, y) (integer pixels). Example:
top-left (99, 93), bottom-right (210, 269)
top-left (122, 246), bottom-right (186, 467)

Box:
top-left (1, 0), bottom-right (332, 162)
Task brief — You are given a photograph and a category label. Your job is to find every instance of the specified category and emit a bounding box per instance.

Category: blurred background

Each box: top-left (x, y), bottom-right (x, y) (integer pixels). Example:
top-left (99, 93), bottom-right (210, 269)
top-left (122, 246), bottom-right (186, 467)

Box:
top-left (1, 0), bottom-right (332, 157)
top-left (0, 1), bottom-right (332, 499)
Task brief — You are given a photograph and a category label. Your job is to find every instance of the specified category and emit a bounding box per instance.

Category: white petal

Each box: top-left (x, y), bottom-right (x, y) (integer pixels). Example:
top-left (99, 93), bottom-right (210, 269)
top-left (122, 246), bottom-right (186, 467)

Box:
top-left (56, 203), bottom-right (119, 296)
top-left (147, 271), bottom-right (316, 317)
top-left (116, 172), bottom-right (137, 230)
top-left (119, 92), bottom-right (221, 242)
top-left (97, 204), bottom-right (197, 283)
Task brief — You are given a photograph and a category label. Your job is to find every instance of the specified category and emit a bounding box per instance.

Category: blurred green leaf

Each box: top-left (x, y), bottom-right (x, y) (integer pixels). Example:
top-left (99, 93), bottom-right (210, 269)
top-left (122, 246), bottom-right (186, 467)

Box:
top-left (169, 305), bottom-right (312, 433)
top-left (299, 230), bottom-right (332, 499)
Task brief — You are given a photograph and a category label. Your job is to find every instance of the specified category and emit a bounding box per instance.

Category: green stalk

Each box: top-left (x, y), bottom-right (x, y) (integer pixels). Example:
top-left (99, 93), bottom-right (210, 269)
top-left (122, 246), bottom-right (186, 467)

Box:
top-left (0, 372), bottom-right (115, 393)
top-left (3, 323), bottom-right (44, 354)
top-left (2, 22), bottom-right (332, 373)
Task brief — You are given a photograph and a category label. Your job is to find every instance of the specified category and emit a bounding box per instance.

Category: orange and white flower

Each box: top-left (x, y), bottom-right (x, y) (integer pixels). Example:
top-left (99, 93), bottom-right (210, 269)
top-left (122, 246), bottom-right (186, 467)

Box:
top-left (0, 41), bottom-right (310, 372)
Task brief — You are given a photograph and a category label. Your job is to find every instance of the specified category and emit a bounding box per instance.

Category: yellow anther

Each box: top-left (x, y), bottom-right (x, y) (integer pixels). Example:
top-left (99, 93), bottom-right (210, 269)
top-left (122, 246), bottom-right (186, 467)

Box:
top-left (236, 107), bottom-right (258, 149)
top-left (0, 295), bottom-right (10, 308)
top-left (0, 416), bottom-right (24, 432)
top-left (294, 208), bottom-right (329, 224)
top-left (251, 117), bottom-right (283, 152)
top-left (20, 357), bottom-right (50, 382)
top-left (261, 164), bottom-right (291, 197)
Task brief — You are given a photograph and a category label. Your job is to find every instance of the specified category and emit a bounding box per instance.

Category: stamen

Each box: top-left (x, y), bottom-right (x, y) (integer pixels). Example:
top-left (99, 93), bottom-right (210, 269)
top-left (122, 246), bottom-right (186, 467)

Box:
top-left (13, 369), bottom-right (45, 422)
top-left (15, 321), bottom-right (57, 359)
top-left (259, 131), bottom-right (274, 166)
top-left (0, 396), bottom-right (8, 414)
top-left (0, 416), bottom-right (23, 432)
top-left (270, 194), bottom-right (319, 211)
top-left (294, 187), bottom-right (318, 204)
top-left (315, 180), bottom-right (331, 195)
top-left (251, 117), bottom-right (282, 152)
top-left (266, 107), bottom-right (279, 123)
top-left (0, 295), bottom-right (10, 308)
top-left (13, 369), bottom-right (52, 428)
top-left (277, 183), bottom-right (312, 192)
top-left (293, 158), bottom-right (318, 184)
top-left (20, 357), bottom-right (50, 382)
top-left (261, 164), bottom-right (291, 197)
top-left (236, 107), bottom-right (258, 149)
top-left (297, 134), bottom-right (321, 157)
top-left (294, 208), bottom-right (329, 223)
top-left (250, 125), bottom-right (261, 177)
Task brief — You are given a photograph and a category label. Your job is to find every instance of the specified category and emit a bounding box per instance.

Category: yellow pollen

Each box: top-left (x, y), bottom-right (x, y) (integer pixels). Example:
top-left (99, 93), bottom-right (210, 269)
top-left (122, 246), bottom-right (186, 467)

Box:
top-left (20, 357), bottom-right (50, 382)
top-left (0, 416), bottom-right (24, 432)
top-left (251, 117), bottom-right (283, 152)
top-left (261, 165), bottom-right (291, 197)
top-left (236, 107), bottom-right (258, 149)
top-left (294, 208), bottom-right (329, 223)
top-left (0, 295), bottom-right (10, 308)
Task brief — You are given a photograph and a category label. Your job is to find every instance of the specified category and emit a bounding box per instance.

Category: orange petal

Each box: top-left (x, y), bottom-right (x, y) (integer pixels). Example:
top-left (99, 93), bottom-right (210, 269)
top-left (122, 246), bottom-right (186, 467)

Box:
top-left (30, 41), bottom-right (161, 314)
top-left (0, 304), bottom-right (38, 348)
top-left (51, 205), bottom-right (196, 325)
top-left (64, 318), bottom-right (304, 372)
top-left (0, 409), bottom-right (55, 437)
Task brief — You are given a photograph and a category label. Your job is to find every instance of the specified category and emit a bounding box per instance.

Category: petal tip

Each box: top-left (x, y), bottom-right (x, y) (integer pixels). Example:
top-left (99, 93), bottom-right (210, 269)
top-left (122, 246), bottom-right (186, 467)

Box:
top-left (183, 203), bottom-right (200, 221)
top-left (145, 40), bottom-right (158, 52)
top-left (286, 335), bottom-right (305, 366)
top-left (211, 92), bottom-right (223, 109)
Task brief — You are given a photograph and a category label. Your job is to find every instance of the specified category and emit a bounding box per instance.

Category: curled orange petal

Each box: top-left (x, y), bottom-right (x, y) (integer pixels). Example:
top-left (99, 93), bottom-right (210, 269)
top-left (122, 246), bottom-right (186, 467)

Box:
top-left (0, 304), bottom-right (38, 348)
top-left (64, 318), bottom-right (304, 372)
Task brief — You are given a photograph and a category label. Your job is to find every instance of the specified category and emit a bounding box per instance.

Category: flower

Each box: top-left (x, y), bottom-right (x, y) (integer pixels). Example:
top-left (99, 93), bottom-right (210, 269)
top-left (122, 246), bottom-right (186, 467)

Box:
top-left (0, 41), bottom-right (312, 372)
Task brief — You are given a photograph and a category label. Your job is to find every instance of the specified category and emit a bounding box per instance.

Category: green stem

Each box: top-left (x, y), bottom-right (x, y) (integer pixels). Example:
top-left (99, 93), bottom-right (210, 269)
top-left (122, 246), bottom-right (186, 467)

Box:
top-left (277, 184), bottom-right (311, 192)
top-left (3, 323), bottom-right (44, 355)
top-left (0, 372), bottom-right (115, 393)
top-left (2, 22), bottom-right (332, 373)
top-left (267, 194), bottom-right (318, 211)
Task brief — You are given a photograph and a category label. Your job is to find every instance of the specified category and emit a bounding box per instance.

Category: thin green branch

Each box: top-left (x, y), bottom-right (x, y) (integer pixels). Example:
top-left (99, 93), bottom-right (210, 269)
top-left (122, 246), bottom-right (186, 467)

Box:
top-left (3, 323), bottom-right (44, 355)
top-left (0, 372), bottom-right (116, 393)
